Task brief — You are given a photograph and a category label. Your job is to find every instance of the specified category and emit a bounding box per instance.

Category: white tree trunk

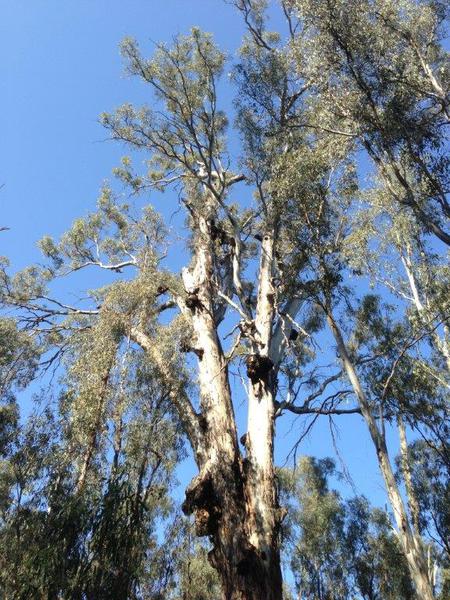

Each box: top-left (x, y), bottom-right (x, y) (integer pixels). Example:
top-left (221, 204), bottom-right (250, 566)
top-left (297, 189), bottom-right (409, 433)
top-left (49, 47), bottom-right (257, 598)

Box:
top-left (401, 252), bottom-right (450, 372)
top-left (326, 310), bottom-right (435, 600)
top-left (245, 231), bottom-right (279, 559)
top-left (181, 209), bottom-right (282, 599)
top-left (397, 415), bottom-right (421, 537)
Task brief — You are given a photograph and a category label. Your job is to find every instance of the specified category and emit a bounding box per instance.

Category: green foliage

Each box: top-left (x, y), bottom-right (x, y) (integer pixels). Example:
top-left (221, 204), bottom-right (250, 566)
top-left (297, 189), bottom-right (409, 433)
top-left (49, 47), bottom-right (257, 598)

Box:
top-left (166, 518), bottom-right (221, 600)
top-left (283, 457), bottom-right (414, 600)
top-left (0, 318), bottom-right (38, 401)
top-left (291, 0), bottom-right (449, 240)
top-left (101, 29), bottom-right (230, 199)
top-left (0, 356), bottom-right (184, 599)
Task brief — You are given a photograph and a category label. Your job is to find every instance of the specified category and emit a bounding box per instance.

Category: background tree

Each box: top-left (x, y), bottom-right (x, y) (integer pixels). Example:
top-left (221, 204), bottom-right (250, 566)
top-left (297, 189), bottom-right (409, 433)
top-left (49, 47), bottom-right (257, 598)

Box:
top-left (280, 458), bottom-right (416, 600)
top-left (290, 0), bottom-right (450, 244)
top-left (0, 313), bottom-right (185, 598)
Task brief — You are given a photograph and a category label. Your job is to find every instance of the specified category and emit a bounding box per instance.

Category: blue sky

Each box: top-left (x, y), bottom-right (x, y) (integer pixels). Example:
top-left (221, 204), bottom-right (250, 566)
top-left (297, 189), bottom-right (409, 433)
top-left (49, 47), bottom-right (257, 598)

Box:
top-left (1, 1), bottom-right (391, 508)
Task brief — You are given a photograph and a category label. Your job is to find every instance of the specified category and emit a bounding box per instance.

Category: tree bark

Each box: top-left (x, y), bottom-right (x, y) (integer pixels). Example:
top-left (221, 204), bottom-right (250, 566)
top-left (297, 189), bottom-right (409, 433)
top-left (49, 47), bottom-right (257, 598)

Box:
top-left (243, 230), bottom-right (283, 596)
top-left (397, 415), bottom-right (421, 537)
top-left (326, 309), bottom-right (435, 600)
top-left (180, 211), bottom-right (282, 599)
top-left (400, 251), bottom-right (450, 372)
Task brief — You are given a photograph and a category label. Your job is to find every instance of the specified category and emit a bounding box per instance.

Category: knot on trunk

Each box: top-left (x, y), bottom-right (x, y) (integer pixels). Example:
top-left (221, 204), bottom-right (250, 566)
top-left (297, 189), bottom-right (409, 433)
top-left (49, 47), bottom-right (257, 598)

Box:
top-left (185, 288), bottom-right (203, 312)
top-left (275, 506), bottom-right (288, 534)
top-left (239, 432), bottom-right (248, 449)
top-left (194, 507), bottom-right (221, 537)
top-left (209, 541), bottom-right (264, 578)
top-left (239, 319), bottom-right (257, 339)
top-left (209, 219), bottom-right (231, 246)
top-left (182, 473), bottom-right (221, 537)
top-left (179, 341), bottom-right (204, 360)
top-left (246, 354), bottom-right (273, 385)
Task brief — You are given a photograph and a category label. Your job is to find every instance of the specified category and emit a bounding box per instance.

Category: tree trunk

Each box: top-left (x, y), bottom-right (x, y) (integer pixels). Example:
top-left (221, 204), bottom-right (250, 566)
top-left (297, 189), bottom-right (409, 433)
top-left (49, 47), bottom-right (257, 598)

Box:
top-left (326, 309), bottom-right (435, 600)
top-left (243, 230), bottom-right (283, 596)
top-left (400, 251), bottom-right (450, 372)
top-left (397, 415), bottom-right (421, 536)
top-left (180, 213), bottom-right (282, 600)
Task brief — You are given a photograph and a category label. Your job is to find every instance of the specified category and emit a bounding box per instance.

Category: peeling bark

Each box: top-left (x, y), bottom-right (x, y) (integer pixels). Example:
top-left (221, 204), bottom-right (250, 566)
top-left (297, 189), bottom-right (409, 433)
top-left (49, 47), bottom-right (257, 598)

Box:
top-left (180, 211), bottom-right (282, 599)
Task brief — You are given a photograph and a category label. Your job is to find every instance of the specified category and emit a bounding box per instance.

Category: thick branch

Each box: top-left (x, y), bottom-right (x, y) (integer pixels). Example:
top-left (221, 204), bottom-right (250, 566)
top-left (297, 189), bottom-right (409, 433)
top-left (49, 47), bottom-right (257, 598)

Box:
top-left (130, 326), bottom-right (204, 459)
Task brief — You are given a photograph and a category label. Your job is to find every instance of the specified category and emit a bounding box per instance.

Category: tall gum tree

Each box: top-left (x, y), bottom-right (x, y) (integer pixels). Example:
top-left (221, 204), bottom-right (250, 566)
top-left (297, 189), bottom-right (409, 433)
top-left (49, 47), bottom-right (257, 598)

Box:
top-left (1, 2), bottom-right (448, 598)
top-left (96, 17), bottom-right (326, 596)
top-left (0, 17), bottom-right (336, 598)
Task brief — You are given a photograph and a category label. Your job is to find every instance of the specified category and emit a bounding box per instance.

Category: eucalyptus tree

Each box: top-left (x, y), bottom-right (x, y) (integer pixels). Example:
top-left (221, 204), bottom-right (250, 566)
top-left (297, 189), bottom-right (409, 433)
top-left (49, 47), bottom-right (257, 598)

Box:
top-left (0, 313), bottom-right (40, 529)
top-left (406, 439), bottom-right (450, 597)
top-left (273, 152), bottom-right (448, 599)
top-left (1, 21), bottom-right (338, 599)
top-left (0, 345), bottom-right (184, 599)
top-left (0, 315), bottom-right (39, 403)
top-left (270, 115), bottom-right (446, 596)
top-left (0, 1), bottom-right (448, 599)
top-left (289, 0), bottom-right (450, 245)
top-left (280, 457), bottom-right (414, 600)
top-left (273, 1), bottom-right (449, 597)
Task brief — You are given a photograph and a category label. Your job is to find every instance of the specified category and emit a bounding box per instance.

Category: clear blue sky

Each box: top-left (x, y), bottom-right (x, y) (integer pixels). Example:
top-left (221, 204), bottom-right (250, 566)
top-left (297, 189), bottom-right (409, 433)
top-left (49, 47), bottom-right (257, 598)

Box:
top-left (1, 1), bottom-right (391, 508)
